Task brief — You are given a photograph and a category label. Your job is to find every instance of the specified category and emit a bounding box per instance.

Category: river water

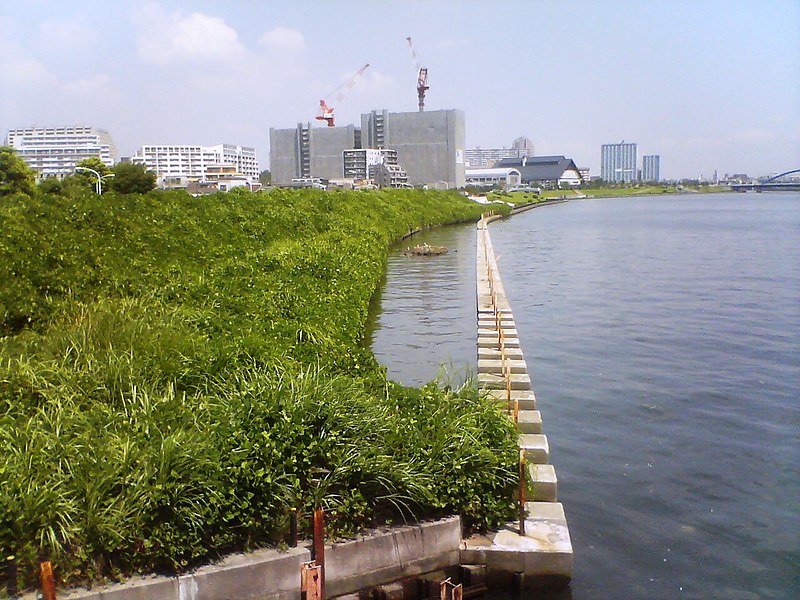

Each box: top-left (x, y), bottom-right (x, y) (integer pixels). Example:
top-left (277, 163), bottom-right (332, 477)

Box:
top-left (365, 193), bottom-right (799, 599)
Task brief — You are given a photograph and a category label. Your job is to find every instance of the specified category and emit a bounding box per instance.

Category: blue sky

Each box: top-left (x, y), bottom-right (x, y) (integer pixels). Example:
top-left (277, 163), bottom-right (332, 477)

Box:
top-left (1, 0), bottom-right (798, 179)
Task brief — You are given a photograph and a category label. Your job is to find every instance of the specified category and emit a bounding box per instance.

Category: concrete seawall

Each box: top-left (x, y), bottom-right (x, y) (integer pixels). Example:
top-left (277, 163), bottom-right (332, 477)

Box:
top-left (460, 214), bottom-right (573, 589)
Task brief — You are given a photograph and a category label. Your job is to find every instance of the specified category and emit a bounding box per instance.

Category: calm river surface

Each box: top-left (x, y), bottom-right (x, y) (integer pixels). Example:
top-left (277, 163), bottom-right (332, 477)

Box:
top-left (366, 192), bottom-right (799, 599)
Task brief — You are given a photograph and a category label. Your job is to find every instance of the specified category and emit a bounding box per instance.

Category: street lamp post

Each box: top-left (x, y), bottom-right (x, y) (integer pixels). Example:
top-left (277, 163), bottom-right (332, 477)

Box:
top-left (75, 166), bottom-right (115, 194)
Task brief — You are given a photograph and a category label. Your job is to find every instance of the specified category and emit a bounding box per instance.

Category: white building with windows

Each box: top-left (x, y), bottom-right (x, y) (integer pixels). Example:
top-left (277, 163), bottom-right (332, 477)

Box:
top-left (131, 144), bottom-right (258, 188)
top-left (5, 125), bottom-right (118, 177)
top-left (465, 167), bottom-right (521, 188)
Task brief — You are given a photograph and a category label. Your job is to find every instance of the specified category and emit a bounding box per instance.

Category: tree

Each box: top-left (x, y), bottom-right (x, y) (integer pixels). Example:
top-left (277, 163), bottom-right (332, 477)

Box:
top-left (111, 162), bottom-right (157, 194)
top-left (259, 170), bottom-right (272, 185)
top-left (0, 145), bottom-right (37, 197)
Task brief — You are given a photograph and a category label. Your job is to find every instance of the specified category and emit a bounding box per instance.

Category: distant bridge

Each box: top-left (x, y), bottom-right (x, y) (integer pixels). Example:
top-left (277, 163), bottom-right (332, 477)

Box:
top-left (731, 168), bottom-right (800, 192)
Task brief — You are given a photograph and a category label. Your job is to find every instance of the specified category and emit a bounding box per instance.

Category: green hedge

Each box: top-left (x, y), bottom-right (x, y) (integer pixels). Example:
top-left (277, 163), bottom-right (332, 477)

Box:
top-left (0, 187), bottom-right (517, 590)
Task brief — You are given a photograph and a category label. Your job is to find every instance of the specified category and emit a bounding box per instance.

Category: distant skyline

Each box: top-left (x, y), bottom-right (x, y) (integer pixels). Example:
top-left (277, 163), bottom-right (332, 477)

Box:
top-left (1, 0), bottom-right (798, 179)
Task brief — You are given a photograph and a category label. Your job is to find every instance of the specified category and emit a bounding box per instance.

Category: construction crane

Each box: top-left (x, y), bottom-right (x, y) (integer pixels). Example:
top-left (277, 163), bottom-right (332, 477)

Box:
top-left (315, 63), bottom-right (370, 127)
top-left (405, 37), bottom-right (429, 112)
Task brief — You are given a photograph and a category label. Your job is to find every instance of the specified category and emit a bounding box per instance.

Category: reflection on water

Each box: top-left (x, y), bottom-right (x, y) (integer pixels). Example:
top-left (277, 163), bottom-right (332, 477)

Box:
top-left (364, 224), bottom-right (478, 387)
top-left (367, 194), bottom-right (800, 599)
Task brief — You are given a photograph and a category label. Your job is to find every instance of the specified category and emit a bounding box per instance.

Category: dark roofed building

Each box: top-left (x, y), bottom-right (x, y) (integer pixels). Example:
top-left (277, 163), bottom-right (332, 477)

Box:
top-left (494, 155), bottom-right (583, 187)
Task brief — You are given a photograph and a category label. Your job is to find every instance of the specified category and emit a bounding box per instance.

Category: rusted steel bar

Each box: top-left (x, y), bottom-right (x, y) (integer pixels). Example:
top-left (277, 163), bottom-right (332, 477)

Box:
top-left (40, 561), bottom-right (56, 600)
top-left (312, 508), bottom-right (325, 599)
top-left (301, 561), bottom-right (322, 600)
top-left (518, 450), bottom-right (526, 536)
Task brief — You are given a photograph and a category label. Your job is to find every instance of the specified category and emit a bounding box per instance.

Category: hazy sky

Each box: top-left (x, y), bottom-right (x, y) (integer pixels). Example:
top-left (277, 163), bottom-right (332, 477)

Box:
top-left (1, 0), bottom-right (798, 179)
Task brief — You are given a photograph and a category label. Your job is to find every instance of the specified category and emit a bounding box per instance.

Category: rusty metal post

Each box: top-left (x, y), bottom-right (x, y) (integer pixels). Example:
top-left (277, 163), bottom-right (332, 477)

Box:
top-left (440, 578), bottom-right (450, 600)
top-left (518, 449), bottom-right (526, 536)
top-left (313, 508), bottom-right (325, 599)
top-left (301, 561), bottom-right (322, 600)
top-left (40, 561), bottom-right (56, 600)
top-left (452, 583), bottom-right (463, 600)
top-left (289, 508), bottom-right (298, 548)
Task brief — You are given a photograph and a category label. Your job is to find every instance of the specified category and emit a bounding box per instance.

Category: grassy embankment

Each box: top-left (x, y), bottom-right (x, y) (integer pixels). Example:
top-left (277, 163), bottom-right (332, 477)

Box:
top-left (0, 187), bottom-right (517, 591)
top-left (486, 185), bottom-right (731, 203)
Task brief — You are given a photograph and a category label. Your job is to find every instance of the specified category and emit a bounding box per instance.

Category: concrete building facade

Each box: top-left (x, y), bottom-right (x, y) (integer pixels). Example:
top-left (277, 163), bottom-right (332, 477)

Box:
top-left (642, 155), bottom-right (661, 182)
top-left (601, 142), bottom-right (638, 182)
top-left (271, 109), bottom-right (464, 188)
top-left (362, 109), bottom-right (465, 188)
top-left (5, 125), bottom-right (118, 177)
top-left (131, 144), bottom-right (258, 188)
top-left (269, 123), bottom-right (360, 184)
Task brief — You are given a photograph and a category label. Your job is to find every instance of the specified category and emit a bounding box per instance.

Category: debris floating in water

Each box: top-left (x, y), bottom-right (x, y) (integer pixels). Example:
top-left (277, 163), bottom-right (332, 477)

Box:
top-left (404, 243), bottom-right (449, 256)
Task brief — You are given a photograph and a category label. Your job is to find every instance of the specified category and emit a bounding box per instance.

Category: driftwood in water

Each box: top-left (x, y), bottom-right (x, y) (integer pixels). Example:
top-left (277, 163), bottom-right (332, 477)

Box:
top-left (404, 243), bottom-right (449, 256)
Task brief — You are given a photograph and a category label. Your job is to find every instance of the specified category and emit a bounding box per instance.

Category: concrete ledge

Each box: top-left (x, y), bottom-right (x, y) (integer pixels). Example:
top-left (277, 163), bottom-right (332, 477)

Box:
top-left (478, 327), bottom-right (518, 339)
top-left (478, 372), bottom-right (531, 391)
top-left (477, 335), bottom-right (520, 349)
top-left (325, 517), bottom-right (462, 598)
top-left (477, 359), bottom-right (528, 374)
top-left (517, 410), bottom-right (542, 434)
top-left (484, 389), bottom-right (537, 410)
top-left (528, 464), bottom-right (558, 502)
top-left (478, 347), bottom-right (525, 361)
top-left (55, 546), bottom-right (310, 600)
top-left (519, 434), bottom-right (550, 464)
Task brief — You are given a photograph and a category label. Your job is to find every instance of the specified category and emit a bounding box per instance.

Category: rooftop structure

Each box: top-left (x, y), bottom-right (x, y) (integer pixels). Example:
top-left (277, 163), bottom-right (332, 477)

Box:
top-left (131, 144), bottom-right (258, 188)
top-left (5, 125), bottom-right (118, 177)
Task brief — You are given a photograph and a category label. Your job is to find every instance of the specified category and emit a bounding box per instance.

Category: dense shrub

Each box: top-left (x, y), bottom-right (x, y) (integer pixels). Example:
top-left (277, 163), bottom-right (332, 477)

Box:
top-left (0, 187), bottom-right (516, 590)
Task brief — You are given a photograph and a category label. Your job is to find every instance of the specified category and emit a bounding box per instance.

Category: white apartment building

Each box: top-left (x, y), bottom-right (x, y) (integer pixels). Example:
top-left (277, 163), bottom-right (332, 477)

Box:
top-left (131, 144), bottom-right (258, 187)
top-left (5, 126), bottom-right (119, 177)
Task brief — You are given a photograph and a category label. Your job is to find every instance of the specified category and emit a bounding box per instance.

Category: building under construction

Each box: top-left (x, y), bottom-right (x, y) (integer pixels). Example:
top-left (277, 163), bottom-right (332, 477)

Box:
top-left (269, 109), bottom-right (465, 189)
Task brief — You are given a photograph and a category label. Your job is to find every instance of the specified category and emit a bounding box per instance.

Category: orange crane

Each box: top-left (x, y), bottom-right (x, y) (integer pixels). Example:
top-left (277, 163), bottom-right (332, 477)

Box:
top-left (315, 63), bottom-right (370, 127)
top-left (406, 36), bottom-right (429, 112)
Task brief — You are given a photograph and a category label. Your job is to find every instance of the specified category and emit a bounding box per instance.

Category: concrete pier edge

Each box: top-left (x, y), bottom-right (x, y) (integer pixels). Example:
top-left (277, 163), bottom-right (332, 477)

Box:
top-left (462, 214), bottom-right (573, 588)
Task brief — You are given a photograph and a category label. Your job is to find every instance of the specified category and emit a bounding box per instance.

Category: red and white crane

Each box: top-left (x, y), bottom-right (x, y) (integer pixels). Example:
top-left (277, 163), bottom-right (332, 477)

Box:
top-left (406, 36), bottom-right (429, 112)
top-left (315, 63), bottom-right (370, 127)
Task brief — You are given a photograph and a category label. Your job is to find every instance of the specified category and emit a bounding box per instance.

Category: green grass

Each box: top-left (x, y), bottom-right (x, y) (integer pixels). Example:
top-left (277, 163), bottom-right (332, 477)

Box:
top-left (0, 187), bottom-right (518, 591)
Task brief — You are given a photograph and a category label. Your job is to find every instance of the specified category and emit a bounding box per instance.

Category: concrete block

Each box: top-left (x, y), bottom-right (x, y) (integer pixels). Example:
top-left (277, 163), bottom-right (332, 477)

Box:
top-left (478, 327), bottom-right (518, 339)
top-left (519, 434), bottom-right (549, 464)
top-left (517, 410), bottom-right (542, 434)
top-left (477, 346), bottom-right (525, 361)
top-left (477, 359), bottom-right (528, 374)
top-left (484, 389), bottom-right (536, 410)
top-left (528, 464), bottom-right (557, 502)
top-left (477, 335), bottom-right (520, 349)
top-left (478, 372), bottom-right (531, 391)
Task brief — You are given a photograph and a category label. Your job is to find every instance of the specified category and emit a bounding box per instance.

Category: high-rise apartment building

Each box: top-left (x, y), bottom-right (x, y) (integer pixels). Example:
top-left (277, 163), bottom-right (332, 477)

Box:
top-left (270, 109), bottom-right (464, 188)
top-left (601, 142), bottom-right (637, 182)
top-left (5, 125), bottom-right (118, 177)
top-left (464, 137), bottom-right (534, 169)
top-left (361, 109), bottom-right (465, 188)
top-left (131, 144), bottom-right (258, 187)
top-left (642, 155), bottom-right (661, 182)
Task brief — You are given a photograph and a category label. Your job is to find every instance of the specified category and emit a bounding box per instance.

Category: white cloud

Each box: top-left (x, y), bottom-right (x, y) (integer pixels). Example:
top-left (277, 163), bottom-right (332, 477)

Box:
top-left (38, 20), bottom-right (95, 49)
top-left (62, 74), bottom-right (116, 97)
top-left (258, 27), bottom-right (305, 53)
top-left (0, 53), bottom-right (58, 87)
top-left (134, 5), bottom-right (246, 66)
